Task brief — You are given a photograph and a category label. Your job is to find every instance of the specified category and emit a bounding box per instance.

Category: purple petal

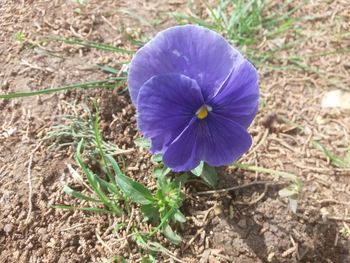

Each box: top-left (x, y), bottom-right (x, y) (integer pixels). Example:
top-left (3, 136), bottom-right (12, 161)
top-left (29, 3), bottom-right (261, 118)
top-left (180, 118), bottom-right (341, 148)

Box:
top-left (137, 74), bottom-right (204, 153)
top-left (163, 113), bottom-right (252, 171)
top-left (162, 119), bottom-right (201, 172)
top-left (196, 113), bottom-right (252, 167)
top-left (209, 60), bottom-right (259, 129)
top-left (128, 25), bottom-right (244, 106)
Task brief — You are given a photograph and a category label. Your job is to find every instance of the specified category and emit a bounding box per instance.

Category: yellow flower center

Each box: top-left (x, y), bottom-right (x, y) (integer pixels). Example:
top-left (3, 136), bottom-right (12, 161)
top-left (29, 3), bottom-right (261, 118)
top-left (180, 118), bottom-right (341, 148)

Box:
top-left (196, 105), bottom-right (211, 120)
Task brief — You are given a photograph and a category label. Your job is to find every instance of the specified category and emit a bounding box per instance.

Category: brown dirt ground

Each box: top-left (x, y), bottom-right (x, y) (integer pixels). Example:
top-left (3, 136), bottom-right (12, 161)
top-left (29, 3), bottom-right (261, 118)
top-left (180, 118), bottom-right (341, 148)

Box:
top-left (1, 0), bottom-right (350, 262)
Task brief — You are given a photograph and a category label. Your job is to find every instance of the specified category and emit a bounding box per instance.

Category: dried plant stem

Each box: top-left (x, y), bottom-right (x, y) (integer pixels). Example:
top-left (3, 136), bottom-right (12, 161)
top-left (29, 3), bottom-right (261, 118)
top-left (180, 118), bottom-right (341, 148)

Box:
top-left (25, 141), bottom-right (43, 224)
top-left (196, 181), bottom-right (277, 195)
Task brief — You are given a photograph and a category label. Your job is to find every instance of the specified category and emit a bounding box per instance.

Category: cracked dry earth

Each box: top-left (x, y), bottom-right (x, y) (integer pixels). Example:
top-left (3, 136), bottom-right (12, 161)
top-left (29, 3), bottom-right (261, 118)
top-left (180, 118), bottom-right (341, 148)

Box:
top-left (1, 0), bottom-right (350, 262)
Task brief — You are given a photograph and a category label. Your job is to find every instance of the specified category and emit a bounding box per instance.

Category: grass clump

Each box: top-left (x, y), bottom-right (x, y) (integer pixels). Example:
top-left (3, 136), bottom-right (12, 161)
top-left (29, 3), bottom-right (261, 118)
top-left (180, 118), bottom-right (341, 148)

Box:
top-left (44, 103), bottom-right (130, 156)
top-left (172, 0), bottom-right (298, 62)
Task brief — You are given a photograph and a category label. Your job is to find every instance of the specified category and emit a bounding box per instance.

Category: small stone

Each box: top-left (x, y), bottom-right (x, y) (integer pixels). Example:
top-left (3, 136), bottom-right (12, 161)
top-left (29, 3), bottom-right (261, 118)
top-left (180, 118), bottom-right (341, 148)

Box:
top-left (4, 223), bottom-right (13, 234)
top-left (1, 80), bottom-right (9, 90)
top-left (237, 219), bottom-right (247, 228)
top-left (58, 255), bottom-right (67, 263)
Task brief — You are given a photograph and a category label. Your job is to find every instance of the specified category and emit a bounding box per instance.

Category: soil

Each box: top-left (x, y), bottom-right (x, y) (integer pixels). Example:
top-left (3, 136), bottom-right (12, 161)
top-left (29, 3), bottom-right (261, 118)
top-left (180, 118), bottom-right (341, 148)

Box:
top-left (1, 0), bottom-right (350, 263)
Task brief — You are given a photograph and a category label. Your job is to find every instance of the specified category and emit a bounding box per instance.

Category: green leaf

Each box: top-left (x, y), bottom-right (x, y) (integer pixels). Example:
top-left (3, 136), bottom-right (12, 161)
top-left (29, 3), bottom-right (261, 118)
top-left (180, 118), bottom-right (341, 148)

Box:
top-left (152, 166), bottom-right (171, 181)
top-left (311, 140), bottom-right (346, 168)
top-left (200, 163), bottom-right (218, 188)
top-left (45, 36), bottom-right (134, 54)
top-left (0, 77), bottom-right (125, 99)
top-left (95, 64), bottom-right (118, 74)
top-left (151, 154), bottom-right (163, 163)
top-left (63, 186), bottom-right (100, 203)
top-left (51, 204), bottom-right (114, 214)
top-left (134, 137), bottom-right (151, 149)
top-left (191, 161), bottom-right (204, 176)
top-left (162, 224), bottom-right (182, 245)
top-left (107, 155), bottom-right (155, 205)
top-left (346, 147), bottom-right (350, 165)
top-left (76, 140), bottom-right (122, 216)
top-left (173, 210), bottom-right (186, 223)
top-left (141, 256), bottom-right (156, 263)
top-left (173, 173), bottom-right (188, 187)
top-left (141, 204), bottom-right (159, 223)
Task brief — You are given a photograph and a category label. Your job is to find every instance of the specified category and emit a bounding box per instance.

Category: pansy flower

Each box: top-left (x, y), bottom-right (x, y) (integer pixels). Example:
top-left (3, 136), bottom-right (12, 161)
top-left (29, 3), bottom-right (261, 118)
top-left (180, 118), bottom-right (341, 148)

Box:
top-left (128, 25), bottom-right (259, 172)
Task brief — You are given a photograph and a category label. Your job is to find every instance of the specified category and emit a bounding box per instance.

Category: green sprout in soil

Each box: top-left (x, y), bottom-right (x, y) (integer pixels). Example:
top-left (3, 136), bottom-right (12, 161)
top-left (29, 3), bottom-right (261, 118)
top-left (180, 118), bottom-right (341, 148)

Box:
top-left (311, 140), bottom-right (350, 169)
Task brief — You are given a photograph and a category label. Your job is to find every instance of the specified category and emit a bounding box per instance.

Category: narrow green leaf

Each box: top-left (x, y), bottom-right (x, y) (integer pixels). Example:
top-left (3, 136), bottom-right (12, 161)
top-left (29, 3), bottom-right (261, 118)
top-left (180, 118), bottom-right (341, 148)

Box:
top-left (0, 78), bottom-right (126, 99)
top-left (45, 36), bottom-right (134, 54)
top-left (134, 137), bottom-right (151, 149)
top-left (173, 210), bottom-right (186, 223)
top-left (346, 147), bottom-right (350, 165)
top-left (311, 140), bottom-right (346, 168)
top-left (153, 166), bottom-right (171, 181)
top-left (106, 154), bottom-right (123, 176)
top-left (63, 186), bottom-right (100, 203)
top-left (200, 163), bottom-right (218, 188)
top-left (51, 204), bottom-right (114, 214)
top-left (93, 103), bottom-right (113, 181)
top-left (95, 64), bottom-right (119, 74)
top-left (151, 154), bottom-right (163, 163)
top-left (76, 140), bottom-right (122, 216)
top-left (141, 204), bottom-right (159, 223)
top-left (96, 176), bottom-right (121, 197)
top-left (107, 154), bottom-right (155, 205)
top-left (162, 224), bottom-right (182, 245)
top-left (191, 161), bottom-right (204, 176)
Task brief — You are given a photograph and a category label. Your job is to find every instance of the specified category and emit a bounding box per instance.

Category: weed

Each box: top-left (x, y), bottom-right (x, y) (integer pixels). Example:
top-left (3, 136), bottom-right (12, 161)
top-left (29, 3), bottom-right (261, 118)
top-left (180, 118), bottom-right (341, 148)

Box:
top-left (44, 103), bottom-right (131, 156)
top-left (311, 140), bottom-right (350, 169)
top-left (15, 31), bottom-right (25, 43)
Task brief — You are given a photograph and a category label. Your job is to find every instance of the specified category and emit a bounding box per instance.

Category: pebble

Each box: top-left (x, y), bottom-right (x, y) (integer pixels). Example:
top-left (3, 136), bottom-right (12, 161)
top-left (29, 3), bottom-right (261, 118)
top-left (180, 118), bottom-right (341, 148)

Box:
top-left (237, 218), bottom-right (247, 228)
top-left (4, 223), bottom-right (13, 234)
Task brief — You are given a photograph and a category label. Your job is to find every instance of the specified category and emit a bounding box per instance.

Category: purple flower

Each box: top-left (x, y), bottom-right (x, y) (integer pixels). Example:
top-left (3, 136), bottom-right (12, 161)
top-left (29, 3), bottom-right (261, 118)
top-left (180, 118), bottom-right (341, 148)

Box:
top-left (128, 25), bottom-right (259, 172)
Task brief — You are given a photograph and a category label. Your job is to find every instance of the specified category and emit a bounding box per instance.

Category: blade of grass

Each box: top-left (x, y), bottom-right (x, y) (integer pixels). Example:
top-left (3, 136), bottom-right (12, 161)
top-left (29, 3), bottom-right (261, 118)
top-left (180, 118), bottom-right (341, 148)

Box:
top-left (93, 101), bottom-right (114, 182)
top-left (51, 204), bottom-right (115, 214)
top-left (44, 36), bottom-right (134, 54)
top-left (76, 140), bottom-right (122, 216)
top-left (231, 163), bottom-right (299, 183)
top-left (63, 186), bottom-right (101, 203)
top-left (106, 155), bottom-right (156, 205)
top-left (311, 140), bottom-right (347, 168)
top-left (0, 77), bottom-right (126, 99)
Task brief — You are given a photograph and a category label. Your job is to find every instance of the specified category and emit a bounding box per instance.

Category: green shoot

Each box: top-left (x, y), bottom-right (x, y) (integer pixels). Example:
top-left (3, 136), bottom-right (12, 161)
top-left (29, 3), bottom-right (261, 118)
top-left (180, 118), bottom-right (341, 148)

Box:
top-left (108, 151), bottom-right (186, 244)
top-left (15, 31), bottom-right (25, 43)
top-left (311, 140), bottom-right (350, 169)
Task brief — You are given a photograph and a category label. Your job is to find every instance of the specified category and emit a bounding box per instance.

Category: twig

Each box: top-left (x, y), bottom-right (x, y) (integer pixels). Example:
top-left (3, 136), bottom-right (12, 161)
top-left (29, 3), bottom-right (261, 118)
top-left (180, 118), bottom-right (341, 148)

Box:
top-left (25, 141), bottom-right (43, 224)
top-left (318, 199), bottom-right (350, 206)
top-left (328, 216), bottom-right (350, 223)
top-left (61, 223), bottom-right (87, 231)
top-left (196, 181), bottom-right (277, 195)
top-left (232, 184), bottom-right (268, 205)
top-left (96, 232), bottom-right (113, 253)
top-left (101, 15), bottom-right (119, 31)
